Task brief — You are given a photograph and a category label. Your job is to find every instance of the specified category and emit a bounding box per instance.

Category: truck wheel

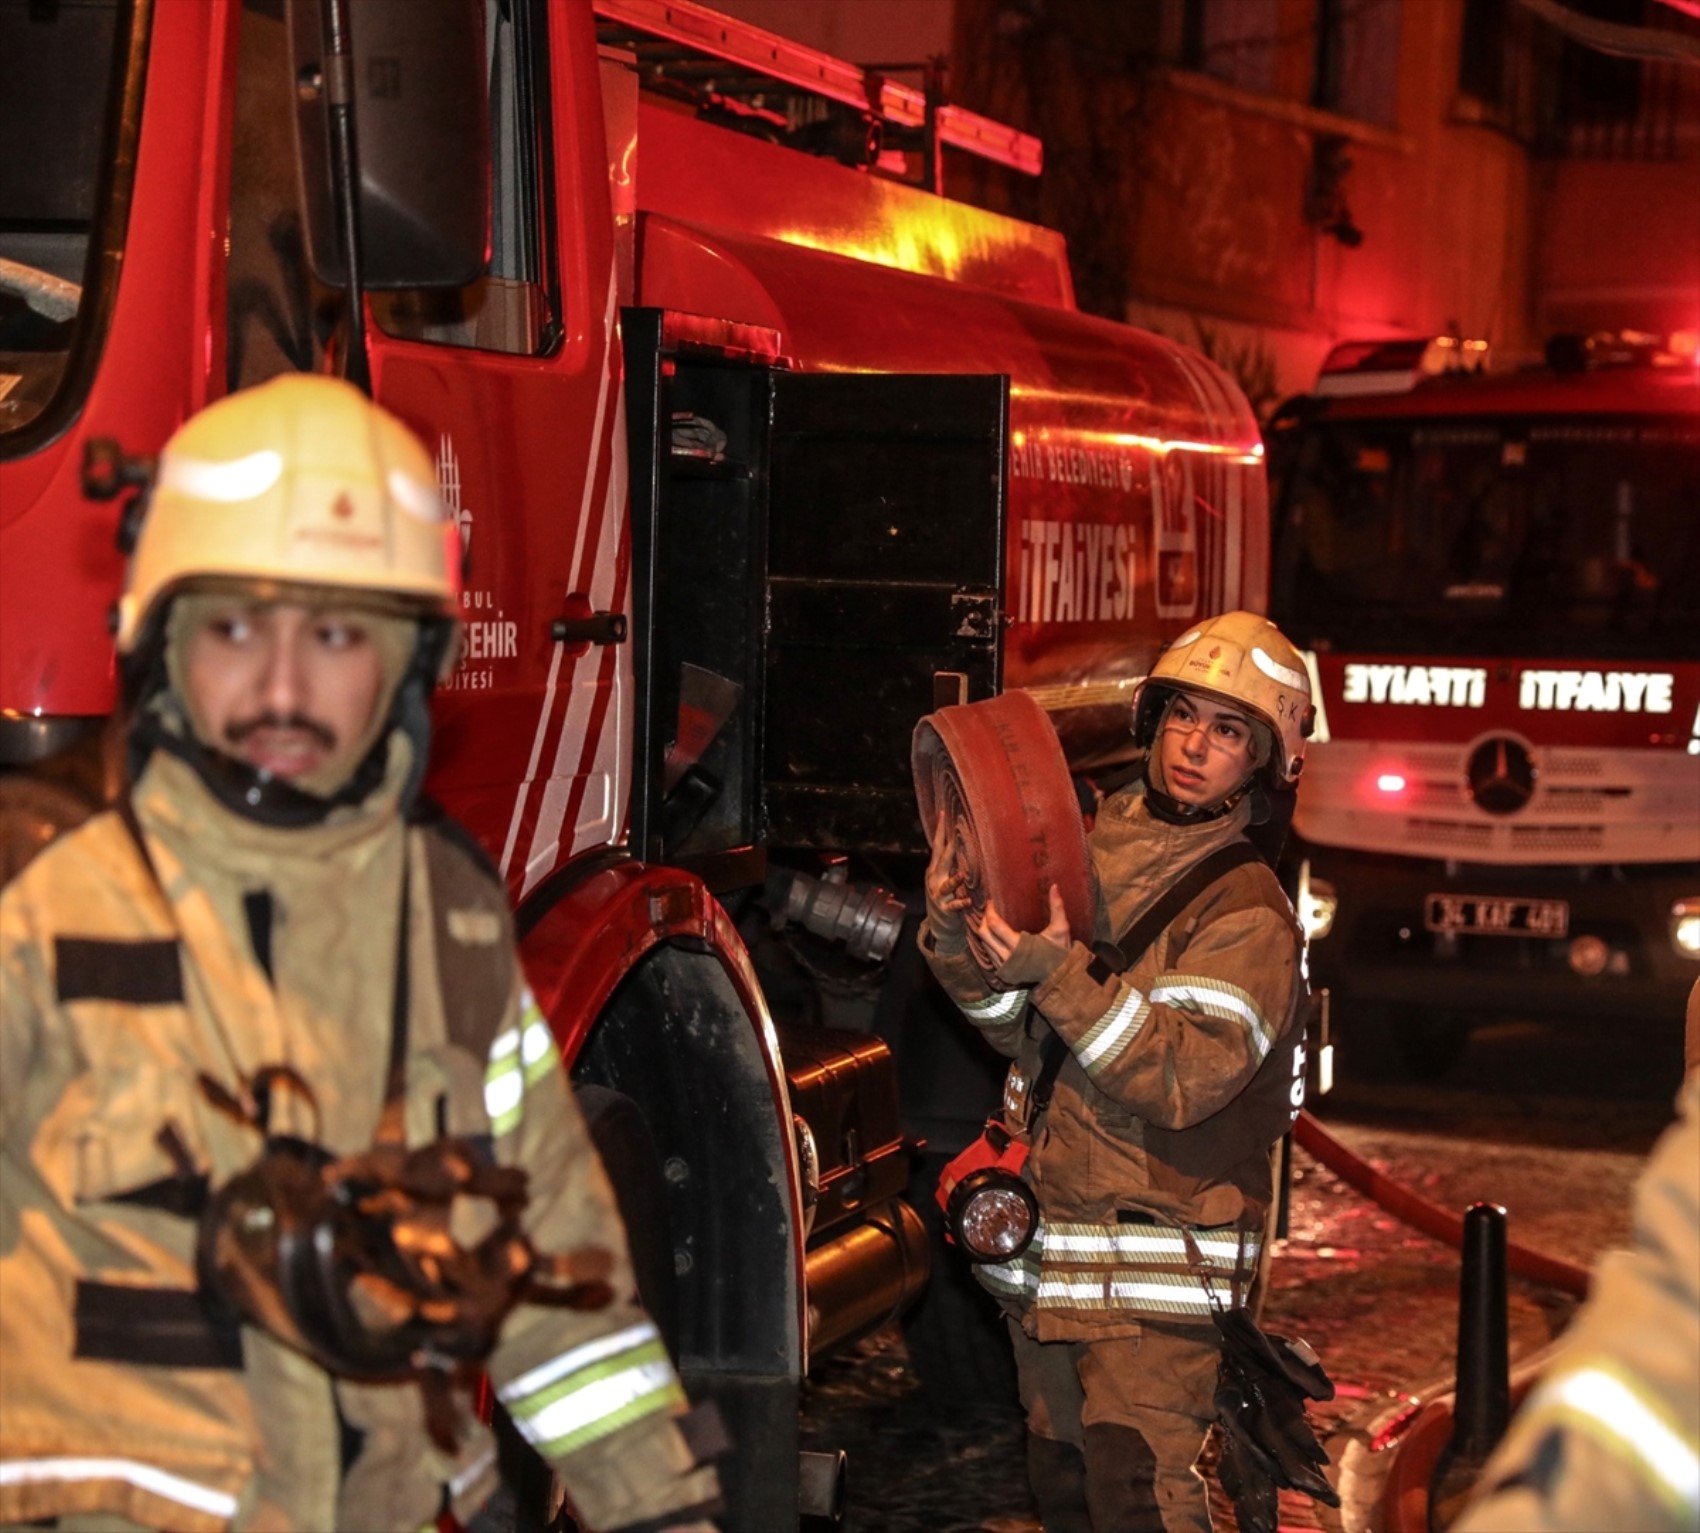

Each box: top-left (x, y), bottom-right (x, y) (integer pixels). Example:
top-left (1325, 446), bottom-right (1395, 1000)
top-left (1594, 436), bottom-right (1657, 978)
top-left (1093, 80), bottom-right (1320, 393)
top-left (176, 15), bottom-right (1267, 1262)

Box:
top-left (575, 1083), bottom-right (680, 1354)
top-left (898, 1150), bottom-right (1020, 1407)
top-left (483, 1085), bottom-right (678, 1533)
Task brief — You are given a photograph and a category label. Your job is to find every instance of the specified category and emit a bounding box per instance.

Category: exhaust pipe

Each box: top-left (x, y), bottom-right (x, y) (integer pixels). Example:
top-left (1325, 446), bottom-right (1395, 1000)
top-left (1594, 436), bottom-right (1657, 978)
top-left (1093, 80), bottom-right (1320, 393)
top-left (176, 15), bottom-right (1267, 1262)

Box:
top-left (798, 1448), bottom-right (847, 1523)
top-left (803, 1199), bottom-right (929, 1362)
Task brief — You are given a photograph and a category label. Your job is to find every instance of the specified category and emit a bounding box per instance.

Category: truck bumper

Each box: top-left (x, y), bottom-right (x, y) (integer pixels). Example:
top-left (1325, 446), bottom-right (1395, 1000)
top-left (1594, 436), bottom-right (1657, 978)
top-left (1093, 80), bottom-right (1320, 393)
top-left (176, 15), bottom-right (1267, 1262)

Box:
top-left (1297, 842), bottom-right (1700, 1022)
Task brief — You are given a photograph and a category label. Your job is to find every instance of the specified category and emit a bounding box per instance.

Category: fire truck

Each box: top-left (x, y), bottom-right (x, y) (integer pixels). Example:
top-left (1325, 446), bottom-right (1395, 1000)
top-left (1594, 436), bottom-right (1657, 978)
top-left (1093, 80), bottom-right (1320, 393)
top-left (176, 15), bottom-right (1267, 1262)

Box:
top-left (1268, 333), bottom-right (1700, 1080)
top-left (0, 0), bottom-right (1268, 1522)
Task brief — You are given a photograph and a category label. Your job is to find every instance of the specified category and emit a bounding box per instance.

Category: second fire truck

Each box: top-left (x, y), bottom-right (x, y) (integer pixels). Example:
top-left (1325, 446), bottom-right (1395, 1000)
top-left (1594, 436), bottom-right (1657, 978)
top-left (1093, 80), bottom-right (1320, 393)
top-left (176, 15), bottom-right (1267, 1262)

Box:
top-left (1269, 333), bottom-right (1700, 1079)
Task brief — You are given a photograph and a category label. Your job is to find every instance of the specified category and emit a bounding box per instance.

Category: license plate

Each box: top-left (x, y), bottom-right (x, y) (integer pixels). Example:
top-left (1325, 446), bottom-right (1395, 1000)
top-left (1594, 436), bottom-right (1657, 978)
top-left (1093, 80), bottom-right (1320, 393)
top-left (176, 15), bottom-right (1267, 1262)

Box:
top-left (1424, 894), bottom-right (1569, 938)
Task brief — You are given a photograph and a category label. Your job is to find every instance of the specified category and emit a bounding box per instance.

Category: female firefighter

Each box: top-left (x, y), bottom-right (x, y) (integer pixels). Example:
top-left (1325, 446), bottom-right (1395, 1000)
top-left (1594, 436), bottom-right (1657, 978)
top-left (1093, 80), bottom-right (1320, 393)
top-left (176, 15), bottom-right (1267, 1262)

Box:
top-left (920, 611), bottom-right (1317, 1533)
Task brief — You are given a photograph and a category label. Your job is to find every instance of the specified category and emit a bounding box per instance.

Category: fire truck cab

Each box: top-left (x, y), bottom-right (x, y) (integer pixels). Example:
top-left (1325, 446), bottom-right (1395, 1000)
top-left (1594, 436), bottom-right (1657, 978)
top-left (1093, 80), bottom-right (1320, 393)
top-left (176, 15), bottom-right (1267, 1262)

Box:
top-left (1, 0), bottom-right (1271, 1522)
top-left (1269, 332), bottom-right (1700, 1079)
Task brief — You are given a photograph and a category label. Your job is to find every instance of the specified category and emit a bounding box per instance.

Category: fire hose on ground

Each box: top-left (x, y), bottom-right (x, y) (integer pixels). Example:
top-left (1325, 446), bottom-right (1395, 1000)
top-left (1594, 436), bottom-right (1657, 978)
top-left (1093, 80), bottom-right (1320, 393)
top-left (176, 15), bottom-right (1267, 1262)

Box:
top-left (1291, 1110), bottom-right (1592, 1298)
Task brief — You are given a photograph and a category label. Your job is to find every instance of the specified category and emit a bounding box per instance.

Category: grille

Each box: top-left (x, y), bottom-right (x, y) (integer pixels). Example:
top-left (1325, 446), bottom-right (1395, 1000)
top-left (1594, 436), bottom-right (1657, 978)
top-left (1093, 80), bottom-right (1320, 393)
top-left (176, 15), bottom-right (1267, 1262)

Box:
top-left (1510, 824), bottom-right (1606, 853)
top-left (1406, 749), bottom-right (1462, 772)
top-left (1405, 818), bottom-right (1495, 851)
top-left (1544, 753), bottom-right (1605, 777)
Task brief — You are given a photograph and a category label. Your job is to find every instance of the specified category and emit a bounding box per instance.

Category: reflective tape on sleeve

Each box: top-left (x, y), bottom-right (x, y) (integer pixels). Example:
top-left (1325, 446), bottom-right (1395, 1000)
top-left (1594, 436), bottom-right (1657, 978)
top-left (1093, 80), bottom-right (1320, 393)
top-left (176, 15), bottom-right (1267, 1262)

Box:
top-left (484, 990), bottom-right (561, 1135)
top-left (1147, 974), bottom-right (1274, 1061)
top-left (960, 986), bottom-right (1030, 1028)
top-left (497, 1322), bottom-right (686, 1459)
top-left (1523, 1363), bottom-right (1700, 1520)
top-left (1075, 981), bottom-right (1150, 1075)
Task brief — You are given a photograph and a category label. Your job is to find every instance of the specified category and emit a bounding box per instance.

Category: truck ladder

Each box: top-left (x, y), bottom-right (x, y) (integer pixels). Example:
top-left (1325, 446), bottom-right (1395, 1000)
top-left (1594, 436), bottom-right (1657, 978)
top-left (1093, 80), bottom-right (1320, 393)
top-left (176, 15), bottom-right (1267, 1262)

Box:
top-left (591, 0), bottom-right (1043, 179)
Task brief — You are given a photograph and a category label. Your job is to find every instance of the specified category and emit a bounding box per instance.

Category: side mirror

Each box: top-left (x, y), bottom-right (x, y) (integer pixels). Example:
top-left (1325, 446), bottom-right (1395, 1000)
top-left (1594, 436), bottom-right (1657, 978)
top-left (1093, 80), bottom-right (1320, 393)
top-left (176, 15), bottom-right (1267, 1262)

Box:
top-left (287, 0), bottom-right (490, 291)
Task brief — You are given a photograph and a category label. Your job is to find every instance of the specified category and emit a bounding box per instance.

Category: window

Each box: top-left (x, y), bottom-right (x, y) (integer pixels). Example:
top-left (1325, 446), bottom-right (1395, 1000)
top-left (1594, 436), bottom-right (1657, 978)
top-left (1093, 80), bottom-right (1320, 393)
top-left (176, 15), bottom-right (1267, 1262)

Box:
top-left (0, 0), bottom-right (133, 443)
top-left (1181, 0), bottom-right (1279, 96)
top-left (1315, 0), bottom-right (1401, 127)
top-left (370, 0), bottom-right (560, 356)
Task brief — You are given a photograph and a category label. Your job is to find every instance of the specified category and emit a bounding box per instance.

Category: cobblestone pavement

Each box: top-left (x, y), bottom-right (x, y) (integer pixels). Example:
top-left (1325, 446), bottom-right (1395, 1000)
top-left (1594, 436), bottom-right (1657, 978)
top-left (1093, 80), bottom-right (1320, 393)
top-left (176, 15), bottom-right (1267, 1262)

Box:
top-left (799, 1013), bottom-right (1680, 1533)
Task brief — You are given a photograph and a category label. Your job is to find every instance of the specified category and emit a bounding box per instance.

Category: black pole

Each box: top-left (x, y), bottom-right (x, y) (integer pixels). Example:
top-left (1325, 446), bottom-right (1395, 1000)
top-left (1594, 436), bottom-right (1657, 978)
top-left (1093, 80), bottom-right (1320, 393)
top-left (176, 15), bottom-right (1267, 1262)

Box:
top-left (1453, 1201), bottom-right (1511, 1459)
top-left (1429, 1201), bottom-right (1511, 1529)
top-left (320, 0), bottom-right (370, 394)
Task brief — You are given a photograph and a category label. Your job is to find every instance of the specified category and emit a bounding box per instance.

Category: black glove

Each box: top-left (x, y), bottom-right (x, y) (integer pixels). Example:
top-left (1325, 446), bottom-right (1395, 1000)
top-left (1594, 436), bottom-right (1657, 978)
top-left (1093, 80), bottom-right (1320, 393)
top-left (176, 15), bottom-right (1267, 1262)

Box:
top-left (1212, 1309), bottom-right (1340, 1526)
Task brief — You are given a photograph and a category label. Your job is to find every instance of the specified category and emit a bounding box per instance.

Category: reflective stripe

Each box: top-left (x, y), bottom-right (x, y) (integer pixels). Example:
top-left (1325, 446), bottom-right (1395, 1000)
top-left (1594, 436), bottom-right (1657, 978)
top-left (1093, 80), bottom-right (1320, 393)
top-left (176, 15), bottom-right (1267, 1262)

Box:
top-left (961, 987), bottom-right (1029, 1026)
top-left (976, 1218), bottom-right (1254, 1315)
top-left (979, 1253), bottom-right (1041, 1298)
top-left (1075, 981), bottom-right (1149, 1074)
top-left (158, 448), bottom-right (282, 503)
top-left (1526, 1364), bottom-right (1700, 1517)
top-left (500, 1325), bottom-right (683, 1459)
top-left (1148, 975), bottom-right (1273, 1061)
top-left (514, 1356), bottom-right (683, 1457)
top-left (485, 990), bottom-right (560, 1135)
top-left (449, 1444), bottom-right (498, 1498)
top-left (0, 1457), bottom-right (238, 1520)
top-left (501, 1321), bottom-right (662, 1404)
top-left (484, 1070), bottom-right (523, 1134)
top-left (1044, 1222), bottom-right (1257, 1267)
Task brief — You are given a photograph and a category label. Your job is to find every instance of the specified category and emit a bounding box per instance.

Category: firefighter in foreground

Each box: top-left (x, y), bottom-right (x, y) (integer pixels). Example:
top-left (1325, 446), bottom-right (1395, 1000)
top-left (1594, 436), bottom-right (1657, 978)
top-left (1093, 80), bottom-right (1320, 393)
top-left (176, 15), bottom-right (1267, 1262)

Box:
top-left (921, 613), bottom-right (1322, 1532)
top-left (1453, 978), bottom-right (1700, 1533)
top-left (0, 376), bottom-right (721, 1532)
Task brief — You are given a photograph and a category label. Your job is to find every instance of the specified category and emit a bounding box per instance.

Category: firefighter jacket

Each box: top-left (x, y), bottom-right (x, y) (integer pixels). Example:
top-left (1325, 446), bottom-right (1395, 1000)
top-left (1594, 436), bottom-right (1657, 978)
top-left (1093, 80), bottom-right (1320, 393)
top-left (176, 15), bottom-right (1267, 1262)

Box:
top-left (921, 782), bottom-right (1307, 1343)
top-left (1455, 1067), bottom-right (1700, 1533)
top-left (0, 743), bottom-right (719, 1533)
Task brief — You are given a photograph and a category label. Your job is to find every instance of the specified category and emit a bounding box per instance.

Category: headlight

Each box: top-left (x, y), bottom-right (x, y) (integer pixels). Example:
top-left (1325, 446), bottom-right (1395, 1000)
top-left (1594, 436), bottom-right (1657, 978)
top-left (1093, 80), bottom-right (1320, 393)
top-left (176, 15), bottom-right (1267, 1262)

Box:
top-left (1672, 899), bottom-right (1700, 959)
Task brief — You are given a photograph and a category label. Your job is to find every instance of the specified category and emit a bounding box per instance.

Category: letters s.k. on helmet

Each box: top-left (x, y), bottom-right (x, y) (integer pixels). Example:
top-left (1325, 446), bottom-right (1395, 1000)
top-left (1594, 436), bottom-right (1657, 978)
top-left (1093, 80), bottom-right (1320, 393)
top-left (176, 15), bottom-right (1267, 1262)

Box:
top-left (1132, 610), bottom-right (1315, 787)
top-left (114, 374), bottom-right (461, 660)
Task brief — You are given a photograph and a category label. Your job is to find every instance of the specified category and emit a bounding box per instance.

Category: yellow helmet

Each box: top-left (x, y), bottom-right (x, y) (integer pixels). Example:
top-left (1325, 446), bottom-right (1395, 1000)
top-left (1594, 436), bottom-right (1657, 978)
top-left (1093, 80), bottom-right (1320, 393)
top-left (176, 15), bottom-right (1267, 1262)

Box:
top-left (115, 375), bottom-right (460, 655)
top-left (1132, 610), bottom-right (1314, 787)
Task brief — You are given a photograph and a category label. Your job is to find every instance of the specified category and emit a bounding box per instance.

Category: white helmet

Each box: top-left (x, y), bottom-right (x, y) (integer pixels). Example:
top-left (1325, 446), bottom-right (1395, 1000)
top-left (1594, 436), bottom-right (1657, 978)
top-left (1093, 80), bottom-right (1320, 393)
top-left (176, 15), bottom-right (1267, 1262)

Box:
top-left (116, 374), bottom-right (460, 658)
top-left (1131, 610), bottom-right (1314, 787)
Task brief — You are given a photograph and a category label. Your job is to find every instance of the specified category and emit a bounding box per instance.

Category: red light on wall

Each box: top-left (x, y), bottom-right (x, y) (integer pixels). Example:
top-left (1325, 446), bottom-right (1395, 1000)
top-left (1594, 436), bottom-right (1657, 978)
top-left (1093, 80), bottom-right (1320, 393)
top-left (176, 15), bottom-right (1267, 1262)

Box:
top-left (1375, 772), bottom-right (1408, 794)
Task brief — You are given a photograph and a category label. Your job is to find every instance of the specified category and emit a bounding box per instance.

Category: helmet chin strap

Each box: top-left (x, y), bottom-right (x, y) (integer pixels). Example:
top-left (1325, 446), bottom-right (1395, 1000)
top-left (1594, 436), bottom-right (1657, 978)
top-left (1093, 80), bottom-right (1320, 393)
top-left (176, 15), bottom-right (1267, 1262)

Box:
top-left (136, 707), bottom-right (395, 828)
top-left (1142, 756), bottom-right (1254, 826)
top-left (126, 611), bottom-right (453, 828)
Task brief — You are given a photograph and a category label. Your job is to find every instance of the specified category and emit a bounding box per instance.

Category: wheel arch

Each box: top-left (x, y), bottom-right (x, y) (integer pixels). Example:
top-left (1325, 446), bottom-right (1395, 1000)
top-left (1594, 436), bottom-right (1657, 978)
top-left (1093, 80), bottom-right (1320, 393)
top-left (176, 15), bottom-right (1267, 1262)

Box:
top-left (517, 855), bottom-right (805, 1381)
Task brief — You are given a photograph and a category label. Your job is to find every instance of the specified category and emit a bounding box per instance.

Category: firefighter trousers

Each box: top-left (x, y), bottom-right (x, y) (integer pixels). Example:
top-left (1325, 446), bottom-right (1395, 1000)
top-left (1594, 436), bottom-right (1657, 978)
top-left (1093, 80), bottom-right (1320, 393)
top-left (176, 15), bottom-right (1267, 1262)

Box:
top-left (1007, 1317), bottom-right (1221, 1533)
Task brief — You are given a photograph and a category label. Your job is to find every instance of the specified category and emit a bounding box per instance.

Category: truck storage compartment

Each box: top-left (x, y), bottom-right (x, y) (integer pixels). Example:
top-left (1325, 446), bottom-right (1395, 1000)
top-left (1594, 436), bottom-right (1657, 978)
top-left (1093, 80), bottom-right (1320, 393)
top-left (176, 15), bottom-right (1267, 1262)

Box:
top-left (624, 308), bottom-right (1008, 869)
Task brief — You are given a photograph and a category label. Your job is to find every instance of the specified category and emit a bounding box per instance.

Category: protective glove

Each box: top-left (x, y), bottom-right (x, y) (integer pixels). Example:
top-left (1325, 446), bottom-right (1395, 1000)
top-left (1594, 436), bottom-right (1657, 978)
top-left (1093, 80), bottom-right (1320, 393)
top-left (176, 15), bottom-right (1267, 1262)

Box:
top-left (996, 931), bottom-right (1068, 988)
top-left (923, 808), bottom-right (971, 956)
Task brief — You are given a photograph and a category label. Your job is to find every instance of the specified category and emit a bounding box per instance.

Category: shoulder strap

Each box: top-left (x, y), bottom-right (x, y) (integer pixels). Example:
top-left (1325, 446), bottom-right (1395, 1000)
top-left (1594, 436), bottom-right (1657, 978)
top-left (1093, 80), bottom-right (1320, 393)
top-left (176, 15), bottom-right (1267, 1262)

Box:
top-left (1085, 841), bottom-right (1264, 985)
top-left (1029, 840), bottom-right (1264, 1114)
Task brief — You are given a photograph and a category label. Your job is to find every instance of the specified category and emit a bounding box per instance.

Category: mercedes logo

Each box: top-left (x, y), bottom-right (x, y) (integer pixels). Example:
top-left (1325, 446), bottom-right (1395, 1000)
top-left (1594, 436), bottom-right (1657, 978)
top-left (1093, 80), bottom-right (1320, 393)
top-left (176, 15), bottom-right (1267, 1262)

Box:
top-left (1466, 735), bottom-right (1536, 815)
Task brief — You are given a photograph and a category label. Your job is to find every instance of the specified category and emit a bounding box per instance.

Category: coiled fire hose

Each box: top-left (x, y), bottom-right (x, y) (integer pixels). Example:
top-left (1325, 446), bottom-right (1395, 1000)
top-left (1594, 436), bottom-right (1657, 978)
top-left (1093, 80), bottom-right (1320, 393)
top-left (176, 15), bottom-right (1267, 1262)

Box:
top-left (911, 690), bottom-right (1096, 963)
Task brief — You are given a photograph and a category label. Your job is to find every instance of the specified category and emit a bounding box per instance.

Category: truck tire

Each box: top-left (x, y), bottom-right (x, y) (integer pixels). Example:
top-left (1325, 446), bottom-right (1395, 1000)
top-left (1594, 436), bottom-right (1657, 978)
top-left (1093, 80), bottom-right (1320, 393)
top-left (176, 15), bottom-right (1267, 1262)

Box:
top-left (482, 1084), bottom-right (679, 1533)
top-left (899, 1149), bottom-right (1020, 1408)
top-left (575, 1083), bottom-right (680, 1353)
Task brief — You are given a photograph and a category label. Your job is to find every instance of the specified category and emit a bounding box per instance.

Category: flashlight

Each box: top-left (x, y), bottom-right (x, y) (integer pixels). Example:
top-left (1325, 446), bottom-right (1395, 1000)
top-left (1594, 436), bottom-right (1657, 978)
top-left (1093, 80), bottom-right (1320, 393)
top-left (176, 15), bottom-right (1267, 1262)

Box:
top-left (937, 1120), bottom-right (1039, 1263)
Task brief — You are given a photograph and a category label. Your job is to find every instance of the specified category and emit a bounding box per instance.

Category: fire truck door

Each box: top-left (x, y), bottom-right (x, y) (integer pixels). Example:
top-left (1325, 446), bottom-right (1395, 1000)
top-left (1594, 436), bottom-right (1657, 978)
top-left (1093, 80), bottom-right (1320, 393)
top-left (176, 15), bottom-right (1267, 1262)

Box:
top-left (763, 371), bottom-right (1008, 855)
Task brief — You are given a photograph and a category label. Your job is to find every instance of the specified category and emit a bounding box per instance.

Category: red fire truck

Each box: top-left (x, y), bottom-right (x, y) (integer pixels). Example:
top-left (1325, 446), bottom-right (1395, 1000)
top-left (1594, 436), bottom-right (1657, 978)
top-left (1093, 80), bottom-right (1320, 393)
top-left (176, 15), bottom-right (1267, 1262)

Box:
top-left (1268, 333), bottom-right (1700, 1080)
top-left (0, 0), bottom-right (1269, 1521)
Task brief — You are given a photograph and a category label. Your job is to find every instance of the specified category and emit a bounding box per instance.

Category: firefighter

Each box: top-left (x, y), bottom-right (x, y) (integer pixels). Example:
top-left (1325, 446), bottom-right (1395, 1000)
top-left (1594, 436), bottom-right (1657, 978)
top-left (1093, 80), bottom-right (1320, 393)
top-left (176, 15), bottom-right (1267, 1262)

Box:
top-left (0, 376), bottom-right (721, 1532)
top-left (1454, 1018), bottom-right (1699, 1533)
top-left (921, 611), bottom-right (1316, 1533)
